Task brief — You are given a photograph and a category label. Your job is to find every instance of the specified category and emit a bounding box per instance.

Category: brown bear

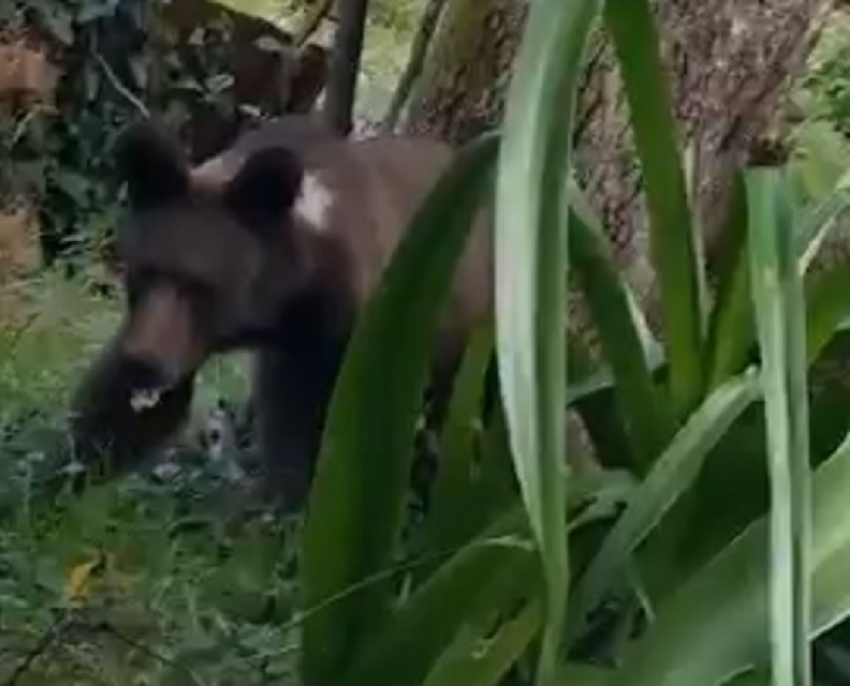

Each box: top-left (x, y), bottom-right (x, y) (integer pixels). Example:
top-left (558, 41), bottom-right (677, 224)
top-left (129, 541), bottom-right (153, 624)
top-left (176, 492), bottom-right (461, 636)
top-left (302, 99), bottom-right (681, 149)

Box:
top-left (64, 115), bottom-right (493, 511)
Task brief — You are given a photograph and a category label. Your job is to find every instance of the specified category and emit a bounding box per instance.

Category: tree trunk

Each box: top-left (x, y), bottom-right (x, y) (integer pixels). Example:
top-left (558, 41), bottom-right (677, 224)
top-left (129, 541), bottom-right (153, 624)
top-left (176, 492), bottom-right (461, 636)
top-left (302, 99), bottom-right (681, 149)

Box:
top-left (403, 0), bottom-right (527, 144)
top-left (323, 0), bottom-right (371, 135)
top-left (403, 0), bottom-right (830, 309)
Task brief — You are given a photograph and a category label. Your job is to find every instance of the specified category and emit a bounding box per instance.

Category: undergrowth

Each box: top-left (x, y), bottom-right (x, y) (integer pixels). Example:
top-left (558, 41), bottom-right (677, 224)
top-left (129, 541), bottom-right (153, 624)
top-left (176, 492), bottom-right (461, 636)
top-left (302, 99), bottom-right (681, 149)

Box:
top-left (0, 271), bottom-right (298, 686)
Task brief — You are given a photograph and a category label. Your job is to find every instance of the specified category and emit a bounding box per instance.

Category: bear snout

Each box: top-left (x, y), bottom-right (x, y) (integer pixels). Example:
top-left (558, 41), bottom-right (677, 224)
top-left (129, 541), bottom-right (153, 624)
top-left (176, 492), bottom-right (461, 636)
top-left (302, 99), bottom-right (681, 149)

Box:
top-left (120, 286), bottom-right (207, 392)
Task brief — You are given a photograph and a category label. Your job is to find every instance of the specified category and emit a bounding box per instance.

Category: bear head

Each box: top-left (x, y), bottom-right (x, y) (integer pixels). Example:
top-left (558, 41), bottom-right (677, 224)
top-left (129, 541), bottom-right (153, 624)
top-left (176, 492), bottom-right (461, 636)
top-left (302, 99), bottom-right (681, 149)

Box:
top-left (109, 119), bottom-right (309, 403)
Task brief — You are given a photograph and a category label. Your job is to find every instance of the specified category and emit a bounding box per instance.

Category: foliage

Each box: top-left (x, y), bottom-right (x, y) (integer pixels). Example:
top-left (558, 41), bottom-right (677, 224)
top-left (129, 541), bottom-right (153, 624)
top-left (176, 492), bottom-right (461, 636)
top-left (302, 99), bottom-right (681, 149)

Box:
top-left (801, 12), bottom-right (850, 140)
top-left (4, 2), bottom-right (850, 686)
top-left (290, 2), bottom-right (850, 684)
top-left (0, 0), bottom-right (422, 265)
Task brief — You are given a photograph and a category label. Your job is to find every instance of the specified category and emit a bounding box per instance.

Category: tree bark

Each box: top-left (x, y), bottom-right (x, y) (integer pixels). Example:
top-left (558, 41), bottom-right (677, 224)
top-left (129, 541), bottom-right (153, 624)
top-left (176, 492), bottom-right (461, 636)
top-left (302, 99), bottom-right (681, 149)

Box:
top-left (404, 0), bottom-right (526, 144)
top-left (403, 0), bottom-right (831, 310)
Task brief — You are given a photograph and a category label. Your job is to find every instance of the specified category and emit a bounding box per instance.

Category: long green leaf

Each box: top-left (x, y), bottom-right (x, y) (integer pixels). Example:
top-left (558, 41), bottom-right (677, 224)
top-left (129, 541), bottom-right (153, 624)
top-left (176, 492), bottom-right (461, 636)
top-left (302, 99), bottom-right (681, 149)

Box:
top-left (299, 133), bottom-right (500, 684)
top-left (610, 430), bottom-right (850, 686)
top-left (414, 324), bottom-right (498, 570)
top-left (424, 600), bottom-right (543, 686)
top-left (746, 168), bottom-right (812, 686)
top-left (705, 170), bottom-right (752, 388)
top-left (797, 179), bottom-right (850, 276)
top-left (706, 165), bottom-right (850, 388)
top-left (342, 507), bottom-right (538, 686)
top-left (805, 265), bottom-right (850, 365)
top-left (604, 0), bottom-right (703, 420)
top-left (568, 183), bottom-right (670, 471)
top-left (566, 370), bottom-right (760, 642)
top-left (495, 0), bottom-right (601, 681)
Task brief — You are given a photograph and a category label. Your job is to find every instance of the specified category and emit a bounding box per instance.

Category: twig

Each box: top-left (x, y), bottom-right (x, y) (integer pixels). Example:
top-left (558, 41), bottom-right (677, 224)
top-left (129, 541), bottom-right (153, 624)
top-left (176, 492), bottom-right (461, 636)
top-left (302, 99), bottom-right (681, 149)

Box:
top-left (3, 612), bottom-right (69, 686)
top-left (93, 52), bottom-right (149, 117)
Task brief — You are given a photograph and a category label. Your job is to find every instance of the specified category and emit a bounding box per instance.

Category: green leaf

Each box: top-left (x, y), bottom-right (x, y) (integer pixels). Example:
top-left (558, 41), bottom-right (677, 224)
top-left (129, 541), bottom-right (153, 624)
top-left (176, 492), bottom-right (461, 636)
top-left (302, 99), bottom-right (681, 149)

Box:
top-left (705, 163), bottom-right (850, 388)
top-left (746, 168), bottom-right (812, 686)
top-left (789, 119), bottom-right (850, 209)
top-left (417, 325), bottom-right (497, 560)
top-left (566, 370), bottom-right (760, 642)
top-left (568, 183), bottom-right (671, 471)
top-left (342, 507), bottom-right (539, 686)
top-left (299, 134), bottom-right (500, 685)
top-left (610, 430), bottom-right (850, 686)
top-left (705, 170), bottom-right (753, 388)
top-left (495, 0), bottom-right (602, 680)
top-left (796, 174), bottom-right (850, 275)
top-left (806, 265), bottom-right (850, 364)
top-left (412, 324), bottom-right (519, 586)
top-left (424, 600), bottom-right (543, 686)
top-left (604, 0), bottom-right (704, 420)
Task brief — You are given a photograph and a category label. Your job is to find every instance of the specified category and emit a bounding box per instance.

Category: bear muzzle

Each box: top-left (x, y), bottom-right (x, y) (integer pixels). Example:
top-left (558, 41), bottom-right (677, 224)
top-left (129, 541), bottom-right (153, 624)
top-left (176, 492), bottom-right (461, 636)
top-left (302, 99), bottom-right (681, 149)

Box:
top-left (119, 287), bottom-right (208, 409)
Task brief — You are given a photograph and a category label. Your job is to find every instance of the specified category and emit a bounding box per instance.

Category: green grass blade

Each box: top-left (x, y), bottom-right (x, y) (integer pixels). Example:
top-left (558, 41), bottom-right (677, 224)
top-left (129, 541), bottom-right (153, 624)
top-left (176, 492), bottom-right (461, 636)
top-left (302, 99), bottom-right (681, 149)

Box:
top-left (610, 430), bottom-right (850, 686)
top-left (746, 168), bottom-right (812, 686)
top-left (342, 507), bottom-right (538, 686)
top-left (566, 370), bottom-right (760, 641)
top-left (495, 0), bottom-right (601, 681)
top-left (299, 134), bottom-right (500, 685)
top-left (604, 0), bottom-right (703, 420)
top-left (568, 183), bottom-right (670, 471)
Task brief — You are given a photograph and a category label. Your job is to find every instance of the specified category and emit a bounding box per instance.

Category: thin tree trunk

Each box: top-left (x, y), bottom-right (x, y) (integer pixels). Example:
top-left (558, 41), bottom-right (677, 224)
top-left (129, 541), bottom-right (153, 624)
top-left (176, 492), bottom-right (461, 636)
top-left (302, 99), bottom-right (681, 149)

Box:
top-left (404, 0), bottom-right (526, 144)
top-left (323, 0), bottom-right (371, 135)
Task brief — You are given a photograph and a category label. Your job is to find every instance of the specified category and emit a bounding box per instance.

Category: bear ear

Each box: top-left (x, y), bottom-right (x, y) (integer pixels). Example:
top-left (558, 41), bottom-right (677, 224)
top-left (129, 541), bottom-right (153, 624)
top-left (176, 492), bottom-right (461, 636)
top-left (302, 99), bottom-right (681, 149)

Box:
top-left (113, 119), bottom-right (189, 211)
top-left (223, 146), bottom-right (304, 235)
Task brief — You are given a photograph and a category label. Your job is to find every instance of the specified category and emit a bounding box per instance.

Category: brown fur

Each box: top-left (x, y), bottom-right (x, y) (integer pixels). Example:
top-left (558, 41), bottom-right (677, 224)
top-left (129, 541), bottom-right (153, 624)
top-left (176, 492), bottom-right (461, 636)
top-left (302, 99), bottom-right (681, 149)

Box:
top-left (66, 116), bottom-right (493, 510)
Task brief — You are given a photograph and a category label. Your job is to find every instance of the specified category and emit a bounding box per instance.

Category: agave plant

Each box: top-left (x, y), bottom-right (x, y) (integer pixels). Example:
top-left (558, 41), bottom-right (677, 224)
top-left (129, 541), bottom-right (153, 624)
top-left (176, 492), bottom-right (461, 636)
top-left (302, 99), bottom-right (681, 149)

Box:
top-left (293, 1), bottom-right (850, 685)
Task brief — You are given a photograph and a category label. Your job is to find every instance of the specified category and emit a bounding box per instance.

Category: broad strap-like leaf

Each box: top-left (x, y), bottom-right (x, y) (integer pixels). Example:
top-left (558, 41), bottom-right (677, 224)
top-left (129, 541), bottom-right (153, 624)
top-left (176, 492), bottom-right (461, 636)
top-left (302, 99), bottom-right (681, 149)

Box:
top-left (705, 169), bottom-right (752, 389)
top-left (805, 265), bottom-right (850, 365)
top-left (604, 0), bottom-right (704, 421)
top-left (495, 0), bottom-right (602, 680)
top-left (568, 183), bottom-right (671, 471)
top-left (610, 430), bottom-right (850, 686)
top-left (342, 507), bottom-right (538, 686)
top-left (423, 600), bottom-right (543, 686)
top-left (566, 370), bottom-right (760, 642)
top-left (746, 168), bottom-right (812, 686)
top-left (299, 133), bottom-right (499, 685)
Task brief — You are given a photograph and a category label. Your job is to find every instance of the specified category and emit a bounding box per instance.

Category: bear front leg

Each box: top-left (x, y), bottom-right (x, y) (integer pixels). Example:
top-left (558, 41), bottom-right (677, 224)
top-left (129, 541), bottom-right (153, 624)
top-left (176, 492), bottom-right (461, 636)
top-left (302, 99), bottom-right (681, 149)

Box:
top-left (252, 346), bottom-right (341, 513)
top-left (63, 337), bottom-right (196, 491)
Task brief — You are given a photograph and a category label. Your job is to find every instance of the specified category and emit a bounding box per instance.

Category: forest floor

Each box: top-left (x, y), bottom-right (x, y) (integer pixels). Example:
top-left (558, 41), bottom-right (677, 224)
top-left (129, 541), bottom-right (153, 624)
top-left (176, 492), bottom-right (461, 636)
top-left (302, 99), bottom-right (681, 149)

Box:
top-left (0, 271), bottom-right (302, 686)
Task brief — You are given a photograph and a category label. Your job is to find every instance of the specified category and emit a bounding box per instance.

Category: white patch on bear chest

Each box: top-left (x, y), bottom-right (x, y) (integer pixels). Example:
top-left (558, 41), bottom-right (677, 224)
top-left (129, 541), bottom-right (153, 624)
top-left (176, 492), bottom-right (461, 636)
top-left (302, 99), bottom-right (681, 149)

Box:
top-left (294, 172), bottom-right (335, 233)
